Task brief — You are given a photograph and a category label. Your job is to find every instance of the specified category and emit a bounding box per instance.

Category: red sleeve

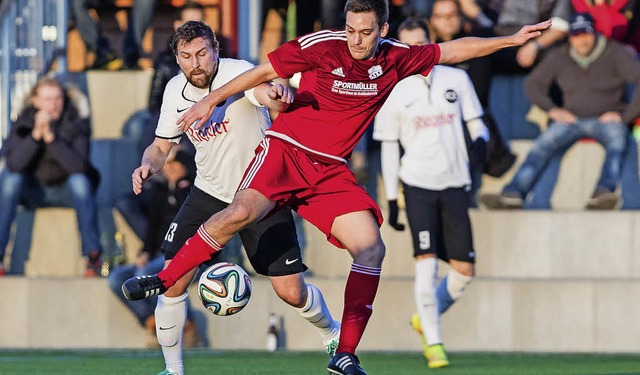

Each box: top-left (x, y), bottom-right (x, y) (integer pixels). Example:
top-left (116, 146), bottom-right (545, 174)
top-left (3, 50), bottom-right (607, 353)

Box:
top-left (396, 43), bottom-right (441, 79)
top-left (267, 38), bottom-right (316, 79)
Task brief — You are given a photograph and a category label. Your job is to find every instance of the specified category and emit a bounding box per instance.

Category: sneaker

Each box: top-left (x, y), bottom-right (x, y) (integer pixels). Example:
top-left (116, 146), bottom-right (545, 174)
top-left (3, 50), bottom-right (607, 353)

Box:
top-left (122, 274), bottom-right (167, 301)
top-left (323, 321), bottom-right (341, 356)
top-left (410, 313), bottom-right (450, 368)
top-left (327, 352), bottom-right (367, 375)
top-left (410, 313), bottom-right (428, 358)
top-left (410, 312), bottom-right (423, 335)
top-left (325, 339), bottom-right (339, 357)
top-left (479, 191), bottom-right (523, 209)
top-left (85, 250), bottom-right (102, 277)
top-left (157, 369), bottom-right (180, 375)
top-left (0, 263), bottom-right (6, 276)
top-left (585, 188), bottom-right (619, 210)
top-left (92, 52), bottom-right (123, 71)
top-left (425, 344), bottom-right (450, 369)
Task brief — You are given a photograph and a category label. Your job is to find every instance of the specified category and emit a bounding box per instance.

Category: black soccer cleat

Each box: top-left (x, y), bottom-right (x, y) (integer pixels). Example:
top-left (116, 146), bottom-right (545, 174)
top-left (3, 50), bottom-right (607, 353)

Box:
top-left (327, 352), bottom-right (367, 375)
top-left (122, 274), bottom-right (167, 301)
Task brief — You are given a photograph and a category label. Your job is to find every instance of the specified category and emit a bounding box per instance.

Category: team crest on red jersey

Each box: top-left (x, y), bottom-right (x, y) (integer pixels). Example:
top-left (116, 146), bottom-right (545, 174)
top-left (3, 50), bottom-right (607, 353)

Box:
top-left (368, 65), bottom-right (383, 80)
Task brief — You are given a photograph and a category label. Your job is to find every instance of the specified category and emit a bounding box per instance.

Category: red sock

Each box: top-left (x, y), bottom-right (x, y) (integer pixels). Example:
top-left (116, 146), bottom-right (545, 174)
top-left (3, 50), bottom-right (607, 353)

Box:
top-left (158, 226), bottom-right (223, 287)
top-left (337, 263), bottom-right (381, 354)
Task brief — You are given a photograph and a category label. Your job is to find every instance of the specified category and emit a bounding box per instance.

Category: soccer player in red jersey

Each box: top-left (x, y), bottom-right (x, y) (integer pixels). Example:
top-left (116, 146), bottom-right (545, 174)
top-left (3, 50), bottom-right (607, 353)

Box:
top-left (123, 1), bottom-right (550, 373)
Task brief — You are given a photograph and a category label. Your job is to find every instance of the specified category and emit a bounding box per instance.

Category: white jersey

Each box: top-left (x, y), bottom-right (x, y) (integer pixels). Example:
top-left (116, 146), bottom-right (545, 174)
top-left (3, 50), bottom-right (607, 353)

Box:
top-left (156, 58), bottom-right (270, 203)
top-left (373, 65), bottom-right (484, 190)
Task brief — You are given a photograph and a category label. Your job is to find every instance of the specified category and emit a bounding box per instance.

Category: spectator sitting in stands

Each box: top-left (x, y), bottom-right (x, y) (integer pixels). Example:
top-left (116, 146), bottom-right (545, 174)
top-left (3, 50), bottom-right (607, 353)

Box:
top-left (489, 0), bottom-right (572, 72)
top-left (109, 147), bottom-right (200, 348)
top-left (480, 13), bottom-right (640, 210)
top-left (0, 76), bottom-right (103, 276)
top-left (69, 0), bottom-right (123, 70)
top-left (69, 0), bottom-right (156, 70)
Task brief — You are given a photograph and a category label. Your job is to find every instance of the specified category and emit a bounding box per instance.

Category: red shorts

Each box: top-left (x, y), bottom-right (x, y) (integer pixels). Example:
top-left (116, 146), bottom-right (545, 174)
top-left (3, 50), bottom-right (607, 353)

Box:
top-left (238, 136), bottom-right (383, 248)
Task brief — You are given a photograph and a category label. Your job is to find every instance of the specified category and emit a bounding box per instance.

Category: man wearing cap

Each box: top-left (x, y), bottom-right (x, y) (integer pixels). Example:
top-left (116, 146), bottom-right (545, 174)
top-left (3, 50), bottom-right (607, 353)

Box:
top-left (481, 13), bottom-right (640, 210)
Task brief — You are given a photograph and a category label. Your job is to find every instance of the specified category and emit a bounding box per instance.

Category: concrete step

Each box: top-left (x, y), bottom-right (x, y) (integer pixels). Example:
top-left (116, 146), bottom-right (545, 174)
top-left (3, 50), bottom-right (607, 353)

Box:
top-left (10, 208), bottom-right (640, 280)
top-left (86, 70), bottom-right (153, 139)
top-left (300, 210), bottom-right (640, 280)
top-left (2, 277), bottom-right (639, 352)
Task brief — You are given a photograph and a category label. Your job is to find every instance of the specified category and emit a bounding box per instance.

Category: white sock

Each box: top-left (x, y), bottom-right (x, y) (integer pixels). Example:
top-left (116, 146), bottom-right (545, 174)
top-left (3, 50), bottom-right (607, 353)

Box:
top-left (446, 268), bottom-right (473, 300)
top-left (415, 257), bottom-right (441, 345)
top-left (295, 283), bottom-right (340, 345)
top-left (155, 293), bottom-right (188, 375)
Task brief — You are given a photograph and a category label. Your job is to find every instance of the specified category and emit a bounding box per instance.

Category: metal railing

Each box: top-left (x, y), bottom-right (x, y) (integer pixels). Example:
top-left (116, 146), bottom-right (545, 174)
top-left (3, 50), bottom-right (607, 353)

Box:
top-left (0, 0), bottom-right (67, 149)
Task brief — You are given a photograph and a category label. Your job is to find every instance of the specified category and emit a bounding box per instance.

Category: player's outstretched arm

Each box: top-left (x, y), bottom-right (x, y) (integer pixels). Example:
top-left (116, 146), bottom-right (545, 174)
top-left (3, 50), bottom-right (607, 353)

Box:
top-left (132, 138), bottom-right (173, 195)
top-left (438, 20), bottom-right (552, 65)
top-left (254, 82), bottom-right (295, 112)
top-left (177, 62), bottom-right (279, 131)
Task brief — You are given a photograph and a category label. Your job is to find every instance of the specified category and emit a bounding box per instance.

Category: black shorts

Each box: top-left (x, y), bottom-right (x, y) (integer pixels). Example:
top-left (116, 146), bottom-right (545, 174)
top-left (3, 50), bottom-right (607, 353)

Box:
top-left (403, 183), bottom-right (476, 263)
top-left (162, 186), bottom-right (306, 276)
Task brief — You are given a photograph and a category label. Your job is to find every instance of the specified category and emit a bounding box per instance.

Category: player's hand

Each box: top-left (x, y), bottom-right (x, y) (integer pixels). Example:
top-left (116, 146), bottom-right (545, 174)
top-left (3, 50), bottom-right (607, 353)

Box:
top-left (177, 97), bottom-right (216, 132)
top-left (132, 164), bottom-right (153, 195)
top-left (510, 20), bottom-right (552, 47)
top-left (387, 199), bottom-right (405, 231)
top-left (268, 83), bottom-right (294, 104)
top-left (599, 111), bottom-right (622, 124)
top-left (548, 107), bottom-right (577, 125)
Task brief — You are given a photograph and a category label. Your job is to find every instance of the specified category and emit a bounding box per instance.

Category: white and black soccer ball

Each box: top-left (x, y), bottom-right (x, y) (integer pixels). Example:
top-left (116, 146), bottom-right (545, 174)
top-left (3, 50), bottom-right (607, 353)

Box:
top-left (197, 262), bottom-right (252, 316)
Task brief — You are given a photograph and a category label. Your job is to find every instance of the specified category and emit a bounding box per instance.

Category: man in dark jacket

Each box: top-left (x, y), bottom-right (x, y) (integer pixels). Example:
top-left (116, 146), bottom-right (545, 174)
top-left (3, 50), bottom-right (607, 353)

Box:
top-left (481, 13), bottom-right (640, 210)
top-left (0, 76), bottom-right (102, 276)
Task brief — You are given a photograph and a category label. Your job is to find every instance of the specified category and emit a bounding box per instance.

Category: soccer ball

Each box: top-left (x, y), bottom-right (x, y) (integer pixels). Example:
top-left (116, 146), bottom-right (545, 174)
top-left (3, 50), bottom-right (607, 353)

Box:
top-left (197, 262), bottom-right (252, 316)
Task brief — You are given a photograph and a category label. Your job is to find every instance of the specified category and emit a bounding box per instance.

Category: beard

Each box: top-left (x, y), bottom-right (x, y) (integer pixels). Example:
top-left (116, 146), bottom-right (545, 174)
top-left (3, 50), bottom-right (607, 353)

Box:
top-left (187, 68), bottom-right (213, 89)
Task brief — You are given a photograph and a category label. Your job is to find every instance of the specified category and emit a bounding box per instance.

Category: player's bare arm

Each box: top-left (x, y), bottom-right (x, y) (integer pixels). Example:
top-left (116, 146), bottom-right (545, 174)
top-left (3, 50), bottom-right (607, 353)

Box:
top-left (177, 62), bottom-right (279, 132)
top-left (438, 20), bottom-right (552, 65)
top-left (132, 137), bottom-right (174, 195)
top-left (253, 82), bottom-right (295, 112)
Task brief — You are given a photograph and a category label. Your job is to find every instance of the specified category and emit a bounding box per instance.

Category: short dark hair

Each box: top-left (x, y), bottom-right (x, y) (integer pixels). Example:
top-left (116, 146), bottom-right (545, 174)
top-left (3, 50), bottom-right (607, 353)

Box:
top-left (178, 1), bottom-right (205, 21)
top-left (397, 17), bottom-right (430, 36)
top-left (344, 0), bottom-right (389, 27)
top-left (429, 0), bottom-right (461, 18)
top-left (171, 20), bottom-right (219, 55)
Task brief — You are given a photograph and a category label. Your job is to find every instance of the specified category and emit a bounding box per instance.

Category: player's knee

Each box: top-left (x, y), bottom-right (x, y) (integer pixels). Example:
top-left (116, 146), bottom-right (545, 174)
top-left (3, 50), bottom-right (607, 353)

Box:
top-left (450, 261), bottom-right (475, 278)
top-left (353, 241), bottom-right (386, 267)
top-left (225, 202), bottom-right (255, 227)
top-left (275, 286), bottom-right (306, 308)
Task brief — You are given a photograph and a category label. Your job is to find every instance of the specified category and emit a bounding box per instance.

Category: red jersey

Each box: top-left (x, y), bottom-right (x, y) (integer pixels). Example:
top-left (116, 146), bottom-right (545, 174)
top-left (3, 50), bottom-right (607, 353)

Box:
top-left (267, 30), bottom-right (441, 161)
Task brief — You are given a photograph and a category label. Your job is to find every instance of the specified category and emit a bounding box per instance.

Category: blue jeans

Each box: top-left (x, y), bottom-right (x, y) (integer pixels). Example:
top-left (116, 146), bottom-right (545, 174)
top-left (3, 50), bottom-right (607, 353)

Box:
top-left (504, 118), bottom-right (628, 197)
top-left (108, 255), bottom-right (165, 325)
top-left (0, 169), bottom-right (102, 260)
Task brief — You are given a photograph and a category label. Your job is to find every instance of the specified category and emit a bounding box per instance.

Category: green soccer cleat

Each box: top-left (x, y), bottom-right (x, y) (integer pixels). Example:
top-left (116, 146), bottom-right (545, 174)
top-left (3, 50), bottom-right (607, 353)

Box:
top-left (410, 313), bottom-right (450, 368)
top-left (425, 344), bottom-right (450, 369)
top-left (157, 369), bottom-right (180, 375)
top-left (325, 339), bottom-right (339, 357)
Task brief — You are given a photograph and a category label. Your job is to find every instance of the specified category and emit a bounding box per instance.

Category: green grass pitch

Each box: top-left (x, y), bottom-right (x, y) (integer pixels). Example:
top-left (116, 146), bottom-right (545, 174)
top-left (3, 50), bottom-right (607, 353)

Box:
top-left (1, 350), bottom-right (639, 374)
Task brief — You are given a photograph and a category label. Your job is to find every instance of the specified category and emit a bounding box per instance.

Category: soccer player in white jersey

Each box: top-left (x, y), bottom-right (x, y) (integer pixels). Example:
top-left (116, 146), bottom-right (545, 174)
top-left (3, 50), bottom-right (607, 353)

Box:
top-left (130, 21), bottom-right (339, 375)
top-left (123, 1), bottom-right (549, 373)
top-left (373, 18), bottom-right (489, 369)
